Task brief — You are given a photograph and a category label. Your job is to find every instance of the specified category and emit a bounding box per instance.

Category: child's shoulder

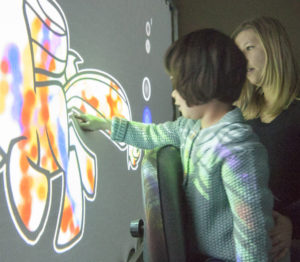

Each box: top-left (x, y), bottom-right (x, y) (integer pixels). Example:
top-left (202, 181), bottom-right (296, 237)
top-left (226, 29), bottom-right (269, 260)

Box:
top-left (213, 108), bottom-right (255, 143)
top-left (220, 121), bottom-right (266, 155)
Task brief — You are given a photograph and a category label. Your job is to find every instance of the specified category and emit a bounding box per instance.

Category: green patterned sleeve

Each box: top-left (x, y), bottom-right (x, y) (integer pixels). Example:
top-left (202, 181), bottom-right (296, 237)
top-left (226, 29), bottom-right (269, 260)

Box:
top-left (221, 145), bottom-right (274, 262)
top-left (110, 117), bottom-right (183, 149)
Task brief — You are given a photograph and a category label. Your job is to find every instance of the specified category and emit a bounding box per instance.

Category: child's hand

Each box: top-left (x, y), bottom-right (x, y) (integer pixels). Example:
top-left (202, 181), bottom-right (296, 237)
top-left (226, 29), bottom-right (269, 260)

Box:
top-left (74, 113), bottom-right (111, 131)
top-left (270, 211), bottom-right (292, 262)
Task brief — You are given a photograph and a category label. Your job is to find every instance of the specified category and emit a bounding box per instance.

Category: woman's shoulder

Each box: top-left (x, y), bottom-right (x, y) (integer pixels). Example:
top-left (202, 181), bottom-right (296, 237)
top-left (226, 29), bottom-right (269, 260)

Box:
top-left (279, 99), bottom-right (300, 124)
top-left (247, 99), bottom-right (300, 127)
top-left (288, 98), bottom-right (300, 113)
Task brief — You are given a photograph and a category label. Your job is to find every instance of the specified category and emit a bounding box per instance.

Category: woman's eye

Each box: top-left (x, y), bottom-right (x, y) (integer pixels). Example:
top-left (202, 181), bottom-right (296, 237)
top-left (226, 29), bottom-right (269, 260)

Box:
top-left (246, 45), bottom-right (254, 51)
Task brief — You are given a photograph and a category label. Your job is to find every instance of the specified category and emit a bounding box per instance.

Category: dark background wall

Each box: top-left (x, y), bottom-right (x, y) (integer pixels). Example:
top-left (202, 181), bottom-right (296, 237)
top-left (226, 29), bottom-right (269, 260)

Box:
top-left (174, 0), bottom-right (300, 59)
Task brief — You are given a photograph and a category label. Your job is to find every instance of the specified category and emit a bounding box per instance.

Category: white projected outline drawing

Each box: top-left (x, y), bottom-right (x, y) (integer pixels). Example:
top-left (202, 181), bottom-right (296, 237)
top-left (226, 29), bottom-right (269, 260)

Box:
top-left (0, 0), bottom-right (141, 253)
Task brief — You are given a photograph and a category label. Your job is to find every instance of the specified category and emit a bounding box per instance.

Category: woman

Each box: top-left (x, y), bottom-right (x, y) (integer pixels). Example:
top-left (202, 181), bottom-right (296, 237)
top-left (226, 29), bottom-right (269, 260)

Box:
top-left (232, 16), bottom-right (300, 262)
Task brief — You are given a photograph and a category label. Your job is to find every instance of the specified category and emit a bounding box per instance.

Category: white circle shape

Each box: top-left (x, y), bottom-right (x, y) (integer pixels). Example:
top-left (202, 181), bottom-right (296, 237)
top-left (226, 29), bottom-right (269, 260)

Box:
top-left (142, 77), bottom-right (151, 101)
top-left (145, 39), bottom-right (151, 54)
top-left (146, 21), bottom-right (151, 36)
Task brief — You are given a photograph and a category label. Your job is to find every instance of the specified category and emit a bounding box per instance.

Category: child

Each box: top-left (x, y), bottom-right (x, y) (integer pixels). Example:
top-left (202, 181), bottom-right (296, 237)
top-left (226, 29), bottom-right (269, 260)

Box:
top-left (75, 28), bottom-right (274, 262)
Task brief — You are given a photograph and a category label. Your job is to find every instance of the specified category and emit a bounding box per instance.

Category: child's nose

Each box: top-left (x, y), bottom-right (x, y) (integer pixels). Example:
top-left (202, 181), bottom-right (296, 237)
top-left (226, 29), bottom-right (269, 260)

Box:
top-left (171, 89), bottom-right (176, 98)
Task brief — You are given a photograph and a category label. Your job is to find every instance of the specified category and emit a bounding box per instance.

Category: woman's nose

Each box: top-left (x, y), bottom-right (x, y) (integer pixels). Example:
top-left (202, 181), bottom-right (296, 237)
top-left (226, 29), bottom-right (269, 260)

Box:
top-left (243, 51), bottom-right (250, 61)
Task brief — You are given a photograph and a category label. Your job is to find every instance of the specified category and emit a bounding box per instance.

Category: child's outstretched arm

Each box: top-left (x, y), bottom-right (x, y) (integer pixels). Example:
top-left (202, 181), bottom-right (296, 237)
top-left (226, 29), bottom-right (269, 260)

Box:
top-left (75, 113), bottom-right (185, 150)
top-left (221, 144), bottom-right (274, 262)
top-left (110, 116), bottom-right (182, 149)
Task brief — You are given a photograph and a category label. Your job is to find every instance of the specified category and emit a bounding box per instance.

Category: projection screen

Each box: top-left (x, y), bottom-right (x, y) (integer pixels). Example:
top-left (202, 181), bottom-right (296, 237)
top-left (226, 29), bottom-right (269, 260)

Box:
top-left (0, 0), bottom-right (174, 261)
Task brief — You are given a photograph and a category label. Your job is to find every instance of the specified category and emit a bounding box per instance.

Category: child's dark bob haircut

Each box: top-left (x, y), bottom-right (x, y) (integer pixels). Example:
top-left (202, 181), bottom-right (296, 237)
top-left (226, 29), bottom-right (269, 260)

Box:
top-left (164, 28), bottom-right (247, 106)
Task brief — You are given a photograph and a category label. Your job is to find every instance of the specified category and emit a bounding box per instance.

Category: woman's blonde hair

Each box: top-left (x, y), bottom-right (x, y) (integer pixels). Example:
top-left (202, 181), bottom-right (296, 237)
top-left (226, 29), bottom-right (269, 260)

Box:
top-left (232, 16), bottom-right (300, 119)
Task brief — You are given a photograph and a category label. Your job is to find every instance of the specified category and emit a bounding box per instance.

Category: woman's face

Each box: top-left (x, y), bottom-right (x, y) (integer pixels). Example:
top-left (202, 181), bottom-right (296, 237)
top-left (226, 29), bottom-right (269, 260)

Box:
top-left (235, 29), bottom-right (266, 86)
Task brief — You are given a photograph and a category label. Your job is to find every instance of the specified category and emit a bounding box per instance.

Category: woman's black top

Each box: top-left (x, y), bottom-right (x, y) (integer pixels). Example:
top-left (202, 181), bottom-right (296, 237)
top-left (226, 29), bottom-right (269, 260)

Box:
top-left (247, 100), bottom-right (300, 238)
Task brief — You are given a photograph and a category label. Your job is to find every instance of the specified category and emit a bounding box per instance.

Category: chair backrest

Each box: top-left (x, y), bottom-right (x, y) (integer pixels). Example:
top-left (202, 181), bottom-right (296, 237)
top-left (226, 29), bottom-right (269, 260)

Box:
top-left (141, 145), bottom-right (186, 262)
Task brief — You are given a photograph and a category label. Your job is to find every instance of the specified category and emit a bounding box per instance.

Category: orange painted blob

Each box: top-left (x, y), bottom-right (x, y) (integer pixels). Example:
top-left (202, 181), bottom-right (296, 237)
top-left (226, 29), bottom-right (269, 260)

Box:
top-left (45, 18), bottom-right (51, 27)
top-left (51, 158), bottom-right (58, 170)
top-left (37, 183), bottom-right (47, 201)
top-left (47, 130), bottom-right (56, 152)
top-left (110, 81), bottom-right (120, 91)
top-left (30, 145), bottom-right (38, 159)
top-left (74, 226), bottom-right (80, 236)
top-left (0, 80), bottom-right (9, 113)
top-left (21, 90), bottom-right (36, 128)
top-left (80, 103), bottom-right (86, 113)
top-left (49, 58), bottom-right (56, 72)
top-left (18, 130), bottom-right (30, 150)
top-left (39, 87), bottom-right (50, 124)
top-left (61, 204), bottom-right (74, 233)
top-left (20, 175), bottom-right (33, 199)
top-left (19, 175), bottom-right (33, 227)
top-left (1, 59), bottom-right (9, 74)
top-left (70, 219), bottom-right (75, 233)
top-left (20, 152), bottom-right (30, 174)
top-left (36, 72), bottom-right (48, 82)
top-left (106, 86), bottom-right (124, 118)
top-left (42, 155), bottom-right (47, 167)
top-left (87, 158), bottom-right (94, 192)
top-left (81, 90), bottom-right (99, 109)
top-left (32, 18), bottom-right (42, 38)
top-left (19, 200), bottom-right (32, 228)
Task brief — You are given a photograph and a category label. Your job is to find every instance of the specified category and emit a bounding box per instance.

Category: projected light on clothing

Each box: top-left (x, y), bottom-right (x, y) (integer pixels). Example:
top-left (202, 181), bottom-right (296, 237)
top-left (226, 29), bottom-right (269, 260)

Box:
top-left (0, 0), bottom-right (141, 253)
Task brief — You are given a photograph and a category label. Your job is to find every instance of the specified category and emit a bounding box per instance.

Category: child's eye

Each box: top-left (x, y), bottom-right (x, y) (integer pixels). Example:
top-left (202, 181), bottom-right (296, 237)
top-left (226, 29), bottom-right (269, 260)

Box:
top-left (246, 45), bottom-right (254, 51)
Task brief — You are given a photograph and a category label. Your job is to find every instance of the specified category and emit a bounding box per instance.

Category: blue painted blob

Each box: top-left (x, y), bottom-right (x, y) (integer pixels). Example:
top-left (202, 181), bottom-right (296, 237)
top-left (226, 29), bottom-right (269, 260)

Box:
top-left (8, 45), bottom-right (23, 126)
top-left (57, 119), bottom-right (68, 170)
top-left (143, 106), bottom-right (152, 123)
top-left (57, 119), bottom-right (78, 219)
top-left (42, 22), bottom-right (50, 42)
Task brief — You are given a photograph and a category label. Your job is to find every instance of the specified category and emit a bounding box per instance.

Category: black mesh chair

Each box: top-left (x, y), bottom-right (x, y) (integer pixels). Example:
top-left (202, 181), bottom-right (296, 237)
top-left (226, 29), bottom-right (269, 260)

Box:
top-left (127, 146), bottom-right (219, 262)
top-left (140, 145), bottom-right (186, 262)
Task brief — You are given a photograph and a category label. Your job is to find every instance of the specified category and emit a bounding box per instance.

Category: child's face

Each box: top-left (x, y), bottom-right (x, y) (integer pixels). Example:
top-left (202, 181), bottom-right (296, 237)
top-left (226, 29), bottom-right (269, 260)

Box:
top-left (235, 29), bottom-right (266, 86)
top-left (172, 89), bottom-right (205, 120)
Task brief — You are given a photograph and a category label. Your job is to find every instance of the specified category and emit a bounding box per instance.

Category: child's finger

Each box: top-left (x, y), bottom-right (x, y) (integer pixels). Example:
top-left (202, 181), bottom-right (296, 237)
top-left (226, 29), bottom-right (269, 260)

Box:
top-left (74, 113), bottom-right (87, 122)
top-left (74, 113), bottom-right (83, 118)
top-left (79, 122), bottom-right (93, 131)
